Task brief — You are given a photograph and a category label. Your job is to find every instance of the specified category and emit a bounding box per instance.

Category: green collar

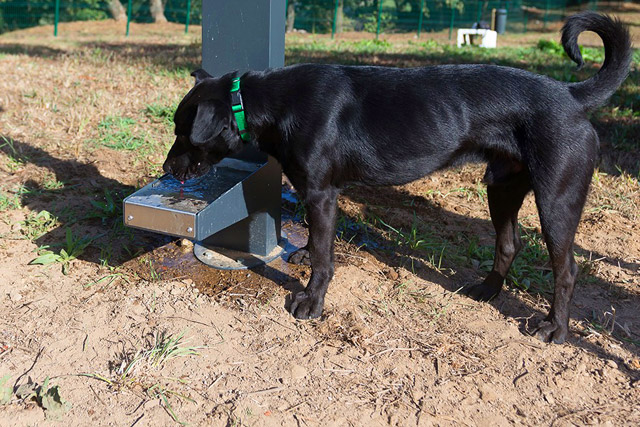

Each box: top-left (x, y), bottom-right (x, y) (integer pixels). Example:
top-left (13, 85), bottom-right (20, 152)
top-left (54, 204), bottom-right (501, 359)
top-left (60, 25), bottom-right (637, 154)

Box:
top-left (230, 77), bottom-right (250, 142)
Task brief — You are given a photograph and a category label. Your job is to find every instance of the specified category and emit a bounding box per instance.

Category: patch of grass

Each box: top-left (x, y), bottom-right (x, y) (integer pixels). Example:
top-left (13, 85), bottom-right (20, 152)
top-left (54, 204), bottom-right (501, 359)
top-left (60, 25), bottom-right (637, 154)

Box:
top-left (97, 115), bottom-right (148, 151)
top-left (536, 39), bottom-right (565, 57)
top-left (145, 102), bottom-right (177, 127)
top-left (0, 188), bottom-right (21, 211)
top-left (589, 168), bottom-right (639, 220)
top-left (41, 173), bottom-right (65, 190)
top-left (20, 210), bottom-right (58, 240)
top-left (424, 182), bottom-right (487, 202)
top-left (30, 228), bottom-right (94, 275)
top-left (376, 213), bottom-right (449, 272)
top-left (82, 330), bottom-right (203, 425)
top-left (463, 227), bottom-right (553, 295)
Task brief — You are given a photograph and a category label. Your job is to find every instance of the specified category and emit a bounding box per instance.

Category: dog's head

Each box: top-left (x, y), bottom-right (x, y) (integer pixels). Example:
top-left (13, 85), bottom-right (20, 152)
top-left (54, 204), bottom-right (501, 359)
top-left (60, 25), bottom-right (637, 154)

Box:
top-left (162, 69), bottom-right (244, 182)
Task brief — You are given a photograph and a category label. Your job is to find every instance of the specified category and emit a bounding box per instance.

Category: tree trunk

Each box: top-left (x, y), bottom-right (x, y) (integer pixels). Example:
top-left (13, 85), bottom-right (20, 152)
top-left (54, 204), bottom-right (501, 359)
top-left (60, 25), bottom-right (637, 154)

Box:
top-left (336, 0), bottom-right (344, 33)
top-left (107, 0), bottom-right (126, 22)
top-left (150, 0), bottom-right (168, 23)
top-left (286, 0), bottom-right (296, 32)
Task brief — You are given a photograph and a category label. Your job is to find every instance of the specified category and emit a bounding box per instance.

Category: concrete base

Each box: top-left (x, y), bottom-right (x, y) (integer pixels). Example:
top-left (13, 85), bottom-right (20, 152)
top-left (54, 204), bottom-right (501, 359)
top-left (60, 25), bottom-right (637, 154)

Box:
top-left (193, 234), bottom-right (287, 270)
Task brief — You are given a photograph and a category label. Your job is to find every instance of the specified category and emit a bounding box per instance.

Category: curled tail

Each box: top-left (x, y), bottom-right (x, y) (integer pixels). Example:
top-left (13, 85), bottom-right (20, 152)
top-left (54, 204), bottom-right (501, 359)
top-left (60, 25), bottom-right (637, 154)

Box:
top-left (561, 12), bottom-right (632, 111)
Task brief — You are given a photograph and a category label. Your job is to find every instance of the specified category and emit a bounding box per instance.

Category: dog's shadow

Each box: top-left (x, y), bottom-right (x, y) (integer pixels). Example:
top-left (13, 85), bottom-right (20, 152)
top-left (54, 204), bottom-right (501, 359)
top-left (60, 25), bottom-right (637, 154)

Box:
top-left (0, 136), bottom-right (171, 266)
top-left (3, 135), bottom-right (640, 379)
top-left (329, 182), bottom-right (640, 371)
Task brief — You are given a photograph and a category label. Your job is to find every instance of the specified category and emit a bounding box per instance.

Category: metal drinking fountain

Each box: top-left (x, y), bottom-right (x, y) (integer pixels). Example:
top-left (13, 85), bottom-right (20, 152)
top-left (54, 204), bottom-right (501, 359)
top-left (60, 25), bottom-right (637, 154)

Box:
top-left (123, 0), bottom-right (286, 269)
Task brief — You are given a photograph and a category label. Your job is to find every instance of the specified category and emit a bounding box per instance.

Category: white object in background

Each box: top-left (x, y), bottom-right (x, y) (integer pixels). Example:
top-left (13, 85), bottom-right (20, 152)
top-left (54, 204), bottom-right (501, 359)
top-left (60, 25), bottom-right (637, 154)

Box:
top-left (456, 29), bottom-right (497, 48)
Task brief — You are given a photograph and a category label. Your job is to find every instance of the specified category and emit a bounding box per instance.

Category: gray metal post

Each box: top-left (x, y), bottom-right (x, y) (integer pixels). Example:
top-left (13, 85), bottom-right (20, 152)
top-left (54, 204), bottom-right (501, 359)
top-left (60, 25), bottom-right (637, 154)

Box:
top-left (198, 0), bottom-right (285, 260)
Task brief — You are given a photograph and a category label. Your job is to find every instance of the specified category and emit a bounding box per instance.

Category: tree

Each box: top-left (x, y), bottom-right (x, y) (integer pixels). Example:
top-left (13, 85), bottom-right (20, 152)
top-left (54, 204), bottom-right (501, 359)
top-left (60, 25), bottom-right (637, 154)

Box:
top-left (150, 0), bottom-right (167, 23)
top-left (335, 0), bottom-right (344, 33)
top-left (286, 0), bottom-right (296, 32)
top-left (107, 0), bottom-right (126, 22)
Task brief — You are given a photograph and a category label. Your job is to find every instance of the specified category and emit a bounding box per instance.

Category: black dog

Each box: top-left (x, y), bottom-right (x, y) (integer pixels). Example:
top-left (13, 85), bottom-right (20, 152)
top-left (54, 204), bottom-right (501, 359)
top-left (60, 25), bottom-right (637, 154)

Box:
top-left (163, 12), bottom-right (631, 344)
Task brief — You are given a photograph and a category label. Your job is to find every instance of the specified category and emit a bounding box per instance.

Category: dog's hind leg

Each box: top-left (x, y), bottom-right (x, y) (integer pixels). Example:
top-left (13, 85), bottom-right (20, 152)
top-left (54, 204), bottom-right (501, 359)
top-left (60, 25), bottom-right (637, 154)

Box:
top-left (289, 187), bottom-right (340, 319)
top-left (465, 162), bottom-right (531, 301)
top-left (531, 130), bottom-right (596, 344)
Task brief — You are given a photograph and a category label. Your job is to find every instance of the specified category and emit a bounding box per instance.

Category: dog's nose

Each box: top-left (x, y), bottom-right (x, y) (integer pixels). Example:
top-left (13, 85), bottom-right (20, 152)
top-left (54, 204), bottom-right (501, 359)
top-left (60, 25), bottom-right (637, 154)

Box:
top-left (162, 160), bottom-right (173, 175)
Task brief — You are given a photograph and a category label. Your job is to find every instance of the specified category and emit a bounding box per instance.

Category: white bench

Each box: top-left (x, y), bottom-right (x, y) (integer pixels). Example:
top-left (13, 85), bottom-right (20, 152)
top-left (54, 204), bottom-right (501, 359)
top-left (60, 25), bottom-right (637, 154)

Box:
top-left (457, 29), bottom-right (497, 48)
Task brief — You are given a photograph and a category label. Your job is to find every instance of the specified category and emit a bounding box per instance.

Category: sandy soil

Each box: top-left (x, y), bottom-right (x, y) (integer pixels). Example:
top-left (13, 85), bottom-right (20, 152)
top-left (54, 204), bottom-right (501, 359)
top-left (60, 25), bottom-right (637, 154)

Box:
top-left (1, 13), bottom-right (639, 427)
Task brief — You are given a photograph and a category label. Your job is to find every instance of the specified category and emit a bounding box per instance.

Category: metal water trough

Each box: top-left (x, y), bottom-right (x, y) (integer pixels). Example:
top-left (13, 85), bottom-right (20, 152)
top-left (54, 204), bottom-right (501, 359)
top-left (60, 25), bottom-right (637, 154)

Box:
top-left (123, 0), bottom-right (286, 269)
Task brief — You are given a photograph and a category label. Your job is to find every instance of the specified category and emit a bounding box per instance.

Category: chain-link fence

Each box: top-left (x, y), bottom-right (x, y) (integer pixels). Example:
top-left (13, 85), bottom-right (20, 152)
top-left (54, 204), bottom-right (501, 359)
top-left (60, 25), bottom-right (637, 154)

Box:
top-left (0, 0), bottom-right (627, 36)
top-left (290, 0), bottom-right (612, 37)
top-left (0, 0), bottom-right (201, 35)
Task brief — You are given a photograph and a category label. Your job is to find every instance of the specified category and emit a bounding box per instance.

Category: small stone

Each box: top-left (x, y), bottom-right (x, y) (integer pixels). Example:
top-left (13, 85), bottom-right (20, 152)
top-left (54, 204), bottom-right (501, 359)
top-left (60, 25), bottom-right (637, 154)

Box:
top-left (9, 291), bottom-right (22, 302)
top-left (606, 360), bottom-right (618, 370)
top-left (183, 278), bottom-right (194, 286)
top-left (170, 287), bottom-right (183, 296)
top-left (387, 269), bottom-right (399, 280)
top-left (290, 364), bottom-right (307, 380)
top-left (177, 239), bottom-right (194, 251)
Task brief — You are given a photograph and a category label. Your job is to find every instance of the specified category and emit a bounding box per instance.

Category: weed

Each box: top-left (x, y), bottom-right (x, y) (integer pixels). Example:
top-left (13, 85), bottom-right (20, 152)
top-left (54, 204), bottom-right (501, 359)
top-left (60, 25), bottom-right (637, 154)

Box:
top-left (0, 375), bottom-right (11, 405)
top-left (583, 307), bottom-right (640, 346)
top-left (86, 189), bottom-right (122, 224)
top-left (117, 331), bottom-right (202, 383)
top-left (13, 377), bottom-right (71, 420)
top-left (84, 271), bottom-right (129, 289)
top-left (30, 228), bottom-right (94, 275)
top-left (81, 331), bottom-right (202, 424)
top-left (20, 210), bottom-right (58, 240)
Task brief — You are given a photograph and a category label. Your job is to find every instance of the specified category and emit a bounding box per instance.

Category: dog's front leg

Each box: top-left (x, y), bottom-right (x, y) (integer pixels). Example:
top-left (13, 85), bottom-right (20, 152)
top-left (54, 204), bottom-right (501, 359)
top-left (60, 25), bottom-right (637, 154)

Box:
top-left (289, 187), bottom-right (339, 319)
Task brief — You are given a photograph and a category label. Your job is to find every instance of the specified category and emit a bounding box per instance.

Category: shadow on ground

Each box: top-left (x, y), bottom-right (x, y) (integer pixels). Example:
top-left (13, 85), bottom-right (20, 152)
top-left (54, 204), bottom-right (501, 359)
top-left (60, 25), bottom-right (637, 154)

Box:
top-left (3, 134), bottom-right (639, 379)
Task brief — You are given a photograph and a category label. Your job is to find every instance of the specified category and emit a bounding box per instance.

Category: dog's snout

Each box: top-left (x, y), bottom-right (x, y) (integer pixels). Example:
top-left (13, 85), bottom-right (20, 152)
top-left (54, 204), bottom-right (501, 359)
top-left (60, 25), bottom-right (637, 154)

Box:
top-left (162, 159), bottom-right (173, 175)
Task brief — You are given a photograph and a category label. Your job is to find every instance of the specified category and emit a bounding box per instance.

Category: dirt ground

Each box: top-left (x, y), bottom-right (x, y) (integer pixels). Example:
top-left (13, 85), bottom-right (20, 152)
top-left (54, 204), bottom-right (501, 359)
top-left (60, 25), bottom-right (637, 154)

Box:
top-left (1, 9), bottom-right (640, 427)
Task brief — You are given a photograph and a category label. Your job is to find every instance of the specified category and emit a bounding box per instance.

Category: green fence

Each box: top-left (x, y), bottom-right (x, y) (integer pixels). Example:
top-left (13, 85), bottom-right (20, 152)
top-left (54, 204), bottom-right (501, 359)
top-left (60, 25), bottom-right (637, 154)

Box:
top-left (288, 0), bottom-right (613, 38)
top-left (0, 0), bottom-right (626, 37)
top-left (0, 0), bottom-right (201, 35)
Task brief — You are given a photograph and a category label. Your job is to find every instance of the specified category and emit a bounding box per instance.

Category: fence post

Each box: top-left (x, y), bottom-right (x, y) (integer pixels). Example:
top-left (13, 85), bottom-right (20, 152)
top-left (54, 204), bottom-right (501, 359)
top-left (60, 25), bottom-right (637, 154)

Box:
top-left (126, 0), bottom-right (132, 36)
top-left (417, 0), bottom-right (425, 38)
top-left (331, 0), bottom-right (338, 39)
top-left (54, 0), bottom-right (60, 36)
top-left (543, 0), bottom-right (549, 30)
top-left (376, 0), bottom-right (382, 40)
top-left (448, 3), bottom-right (455, 40)
top-left (185, 0), bottom-right (191, 33)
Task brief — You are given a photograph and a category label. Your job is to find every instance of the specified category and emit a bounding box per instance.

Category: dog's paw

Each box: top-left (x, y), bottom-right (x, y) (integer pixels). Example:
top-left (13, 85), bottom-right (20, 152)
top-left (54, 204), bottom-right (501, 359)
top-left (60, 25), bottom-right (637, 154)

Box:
top-left (534, 320), bottom-right (567, 344)
top-left (289, 291), bottom-right (323, 319)
top-left (288, 248), bottom-right (311, 265)
top-left (463, 282), bottom-right (502, 302)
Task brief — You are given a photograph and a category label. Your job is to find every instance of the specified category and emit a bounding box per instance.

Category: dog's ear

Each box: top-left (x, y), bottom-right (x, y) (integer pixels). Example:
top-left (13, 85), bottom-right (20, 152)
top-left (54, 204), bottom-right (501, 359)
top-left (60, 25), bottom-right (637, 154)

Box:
top-left (191, 69), bottom-right (213, 84)
top-left (174, 77), bottom-right (222, 134)
top-left (190, 101), bottom-right (230, 145)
